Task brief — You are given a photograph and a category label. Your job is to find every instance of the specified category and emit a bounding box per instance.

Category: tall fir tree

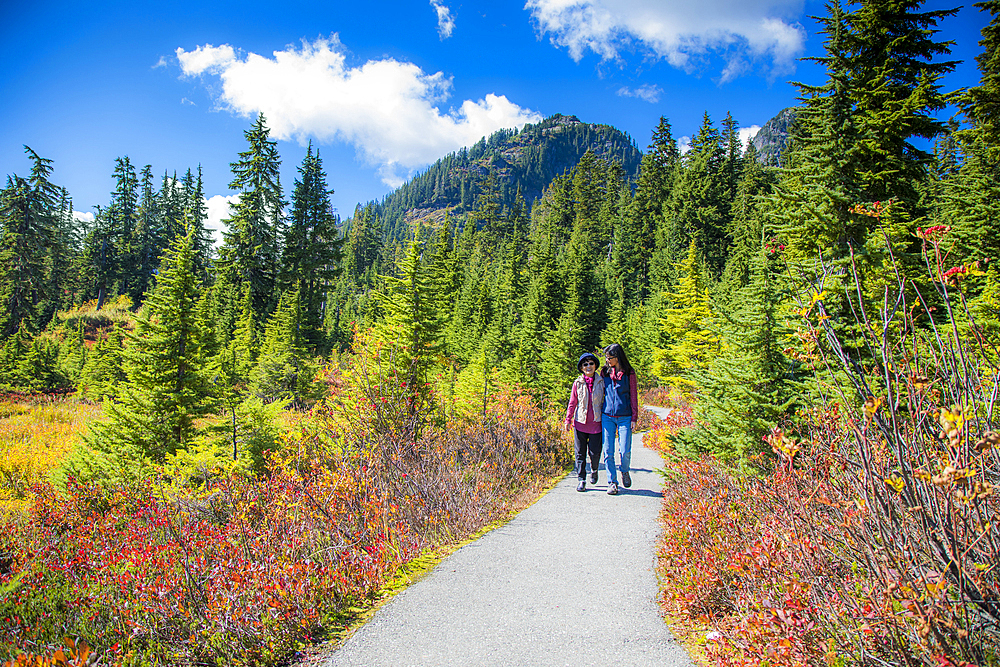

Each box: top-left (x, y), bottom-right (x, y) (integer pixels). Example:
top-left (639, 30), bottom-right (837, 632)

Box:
top-left (282, 143), bottom-right (344, 352)
top-left (251, 288), bottom-right (317, 405)
top-left (655, 112), bottom-right (729, 284)
top-left (86, 226), bottom-right (214, 463)
top-left (217, 113), bottom-right (286, 321)
top-left (0, 147), bottom-right (59, 338)
top-left (375, 240), bottom-right (444, 412)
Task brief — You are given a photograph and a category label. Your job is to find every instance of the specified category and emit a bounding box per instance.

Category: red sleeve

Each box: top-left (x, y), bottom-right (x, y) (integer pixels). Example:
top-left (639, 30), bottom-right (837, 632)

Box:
top-left (565, 379), bottom-right (579, 428)
top-left (630, 373), bottom-right (639, 423)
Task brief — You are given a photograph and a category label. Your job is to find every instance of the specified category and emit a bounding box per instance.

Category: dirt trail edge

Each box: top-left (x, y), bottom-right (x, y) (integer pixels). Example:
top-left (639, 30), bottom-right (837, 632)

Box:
top-left (322, 407), bottom-right (694, 667)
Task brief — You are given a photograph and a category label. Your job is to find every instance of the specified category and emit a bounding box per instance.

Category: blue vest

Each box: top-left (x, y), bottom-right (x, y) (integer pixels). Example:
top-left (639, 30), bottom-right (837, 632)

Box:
top-left (602, 372), bottom-right (632, 417)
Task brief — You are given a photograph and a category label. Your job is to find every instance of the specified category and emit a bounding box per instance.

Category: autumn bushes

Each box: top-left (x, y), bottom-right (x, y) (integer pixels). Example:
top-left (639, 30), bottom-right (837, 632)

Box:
top-left (651, 231), bottom-right (1000, 666)
top-left (0, 347), bottom-right (566, 665)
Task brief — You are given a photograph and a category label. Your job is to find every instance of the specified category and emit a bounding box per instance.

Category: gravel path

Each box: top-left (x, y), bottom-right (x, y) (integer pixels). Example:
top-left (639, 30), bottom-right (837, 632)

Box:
top-left (323, 408), bottom-right (693, 667)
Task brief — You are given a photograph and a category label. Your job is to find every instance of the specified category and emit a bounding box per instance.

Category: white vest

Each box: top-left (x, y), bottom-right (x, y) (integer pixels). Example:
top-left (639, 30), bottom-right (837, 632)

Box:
top-left (574, 375), bottom-right (604, 424)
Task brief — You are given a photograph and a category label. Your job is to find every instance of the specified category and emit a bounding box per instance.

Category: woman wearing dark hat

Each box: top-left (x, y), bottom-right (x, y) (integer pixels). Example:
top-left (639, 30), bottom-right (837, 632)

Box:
top-left (600, 343), bottom-right (638, 496)
top-left (563, 352), bottom-right (605, 492)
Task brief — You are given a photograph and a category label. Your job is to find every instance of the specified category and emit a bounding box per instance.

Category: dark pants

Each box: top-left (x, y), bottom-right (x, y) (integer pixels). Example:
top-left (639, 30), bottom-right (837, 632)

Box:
top-left (574, 430), bottom-right (602, 479)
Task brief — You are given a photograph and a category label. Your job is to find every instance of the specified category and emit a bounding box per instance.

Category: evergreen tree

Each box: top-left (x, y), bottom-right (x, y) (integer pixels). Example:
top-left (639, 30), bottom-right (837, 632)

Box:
top-left (126, 164), bottom-right (161, 303)
top-left (946, 2), bottom-right (1000, 264)
top-left (960, 1), bottom-right (1000, 159)
top-left (343, 203), bottom-right (382, 283)
top-left (77, 326), bottom-right (126, 401)
top-left (217, 113), bottom-right (286, 320)
top-left (251, 288), bottom-right (317, 405)
top-left (612, 116), bottom-right (681, 304)
top-left (0, 147), bottom-right (59, 338)
top-left (846, 0), bottom-right (958, 210)
top-left (537, 311), bottom-right (582, 406)
top-left (720, 144), bottom-right (777, 299)
top-left (87, 226), bottom-right (214, 461)
top-left (180, 166), bottom-right (213, 281)
top-left (655, 113), bottom-right (729, 283)
top-left (282, 143), bottom-right (343, 352)
top-left (654, 240), bottom-right (719, 383)
top-left (109, 156), bottom-right (139, 298)
top-left (375, 241), bottom-right (444, 412)
top-left (677, 249), bottom-right (798, 464)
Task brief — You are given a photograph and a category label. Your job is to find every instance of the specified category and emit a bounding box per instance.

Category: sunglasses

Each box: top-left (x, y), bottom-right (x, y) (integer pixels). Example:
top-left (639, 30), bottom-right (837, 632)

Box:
top-left (582, 360), bottom-right (596, 367)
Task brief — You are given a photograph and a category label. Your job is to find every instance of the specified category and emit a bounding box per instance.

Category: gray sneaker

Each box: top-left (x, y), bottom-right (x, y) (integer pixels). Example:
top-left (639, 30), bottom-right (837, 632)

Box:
top-left (590, 470), bottom-right (598, 484)
top-left (577, 480), bottom-right (586, 492)
top-left (621, 470), bottom-right (632, 488)
top-left (607, 483), bottom-right (619, 496)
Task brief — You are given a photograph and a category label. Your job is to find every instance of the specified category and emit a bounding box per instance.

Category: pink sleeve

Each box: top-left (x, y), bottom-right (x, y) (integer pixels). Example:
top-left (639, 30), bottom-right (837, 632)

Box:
top-left (565, 380), bottom-right (579, 427)
top-left (630, 373), bottom-right (639, 423)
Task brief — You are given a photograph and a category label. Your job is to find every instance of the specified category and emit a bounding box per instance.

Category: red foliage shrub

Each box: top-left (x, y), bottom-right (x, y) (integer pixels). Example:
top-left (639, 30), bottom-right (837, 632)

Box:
top-left (0, 360), bottom-right (566, 666)
top-left (655, 224), bottom-right (999, 667)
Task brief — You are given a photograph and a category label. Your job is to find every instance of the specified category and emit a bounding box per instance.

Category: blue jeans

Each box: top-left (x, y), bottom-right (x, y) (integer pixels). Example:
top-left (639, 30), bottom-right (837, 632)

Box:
top-left (602, 414), bottom-right (632, 486)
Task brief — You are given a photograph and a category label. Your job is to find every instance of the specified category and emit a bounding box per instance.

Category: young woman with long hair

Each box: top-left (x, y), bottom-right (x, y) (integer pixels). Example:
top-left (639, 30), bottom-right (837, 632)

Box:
top-left (600, 343), bottom-right (637, 495)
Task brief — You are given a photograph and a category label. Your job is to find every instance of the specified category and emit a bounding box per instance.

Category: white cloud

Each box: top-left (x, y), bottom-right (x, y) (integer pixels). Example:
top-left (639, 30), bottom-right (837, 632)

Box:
top-left (738, 125), bottom-right (761, 151)
top-left (616, 84), bottom-right (662, 103)
top-left (431, 0), bottom-right (456, 39)
top-left (177, 36), bottom-right (540, 187)
top-left (525, 0), bottom-right (806, 81)
top-left (678, 135), bottom-right (691, 155)
top-left (176, 44), bottom-right (237, 75)
top-left (72, 210), bottom-right (95, 224)
top-left (153, 56), bottom-right (168, 69)
top-left (205, 194), bottom-right (239, 248)
top-left (181, 97), bottom-right (196, 106)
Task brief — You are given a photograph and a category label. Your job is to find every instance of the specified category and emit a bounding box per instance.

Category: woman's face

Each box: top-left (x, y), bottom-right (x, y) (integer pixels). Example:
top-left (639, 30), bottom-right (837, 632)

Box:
top-left (581, 358), bottom-right (597, 377)
top-left (605, 353), bottom-right (618, 369)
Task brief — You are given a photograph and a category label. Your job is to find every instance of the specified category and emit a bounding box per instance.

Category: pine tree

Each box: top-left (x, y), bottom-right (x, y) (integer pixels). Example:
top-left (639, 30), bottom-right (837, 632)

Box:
top-left (654, 240), bottom-right (719, 383)
top-left (678, 249), bottom-right (799, 464)
top-left (217, 113), bottom-right (286, 320)
top-left (960, 1), bottom-right (1000, 159)
top-left (374, 241), bottom-right (444, 412)
top-left (58, 320), bottom-right (88, 386)
top-left (109, 156), bottom-right (139, 300)
top-left (537, 311), bottom-right (582, 406)
top-left (719, 144), bottom-right (777, 299)
top-left (282, 143), bottom-right (343, 352)
top-left (846, 0), bottom-right (958, 210)
top-left (0, 323), bottom-right (31, 389)
top-left (126, 164), bottom-right (161, 303)
top-left (630, 120), bottom-right (681, 291)
top-left (655, 113), bottom-right (729, 283)
top-left (77, 326), bottom-right (126, 401)
top-left (946, 2), bottom-right (1000, 264)
top-left (180, 166), bottom-right (213, 281)
top-left (251, 288), bottom-right (317, 405)
top-left (0, 147), bottom-right (59, 338)
top-left (343, 203), bottom-right (382, 283)
top-left (87, 226), bottom-right (214, 461)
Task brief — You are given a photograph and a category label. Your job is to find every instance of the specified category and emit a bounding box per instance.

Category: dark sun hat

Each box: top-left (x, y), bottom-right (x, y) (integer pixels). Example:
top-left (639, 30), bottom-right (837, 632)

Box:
top-left (577, 352), bottom-right (599, 372)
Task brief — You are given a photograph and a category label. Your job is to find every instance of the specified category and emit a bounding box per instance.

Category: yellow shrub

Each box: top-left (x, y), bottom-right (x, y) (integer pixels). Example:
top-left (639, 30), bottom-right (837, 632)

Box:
top-left (0, 398), bottom-right (101, 516)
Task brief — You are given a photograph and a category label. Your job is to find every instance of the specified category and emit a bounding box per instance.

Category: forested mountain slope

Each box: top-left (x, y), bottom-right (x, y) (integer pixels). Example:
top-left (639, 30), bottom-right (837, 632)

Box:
top-left (368, 114), bottom-right (643, 242)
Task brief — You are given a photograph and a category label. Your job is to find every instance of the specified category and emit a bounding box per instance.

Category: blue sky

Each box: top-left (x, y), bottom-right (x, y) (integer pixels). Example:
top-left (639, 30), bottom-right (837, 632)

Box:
top-left (0, 0), bottom-right (989, 239)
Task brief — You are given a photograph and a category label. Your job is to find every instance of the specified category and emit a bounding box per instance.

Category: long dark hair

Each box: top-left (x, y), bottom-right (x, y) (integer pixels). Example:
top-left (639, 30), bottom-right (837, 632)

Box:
top-left (601, 343), bottom-right (634, 377)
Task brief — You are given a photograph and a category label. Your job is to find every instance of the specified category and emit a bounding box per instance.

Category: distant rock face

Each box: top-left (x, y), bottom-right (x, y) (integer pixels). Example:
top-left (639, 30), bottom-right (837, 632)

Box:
top-left (751, 107), bottom-right (797, 167)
